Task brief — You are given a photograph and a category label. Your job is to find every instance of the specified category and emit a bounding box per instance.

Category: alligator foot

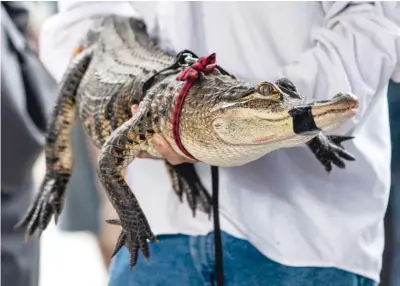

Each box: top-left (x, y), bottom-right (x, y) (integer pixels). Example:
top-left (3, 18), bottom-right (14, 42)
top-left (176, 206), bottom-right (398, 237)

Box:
top-left (307, 133), bottom-right (355, 173)
top-left (106, 216), bottom-right (158, 269)
top-left (165, 161), bottom-right (212, 218)
top-left (15, 172), bottom-right (70, 240)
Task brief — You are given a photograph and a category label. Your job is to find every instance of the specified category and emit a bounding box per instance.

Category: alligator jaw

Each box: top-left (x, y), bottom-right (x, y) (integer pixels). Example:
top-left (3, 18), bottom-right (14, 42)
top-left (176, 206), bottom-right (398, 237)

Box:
top-left (288, 92), bottom-right (359, 135)
top-left (312, 92), bottom-right (359, 130)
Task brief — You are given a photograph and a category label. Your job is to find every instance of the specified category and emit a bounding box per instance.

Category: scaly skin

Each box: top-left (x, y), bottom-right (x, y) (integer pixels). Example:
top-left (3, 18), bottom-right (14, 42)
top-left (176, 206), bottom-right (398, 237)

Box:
top-left (16, 15), bottom-right (359, 268)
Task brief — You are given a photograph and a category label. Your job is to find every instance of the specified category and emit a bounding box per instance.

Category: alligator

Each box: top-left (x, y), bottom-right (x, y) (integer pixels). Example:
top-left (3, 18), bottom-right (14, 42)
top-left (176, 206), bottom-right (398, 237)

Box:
top-left (16, 15), bottom-right (359, 268)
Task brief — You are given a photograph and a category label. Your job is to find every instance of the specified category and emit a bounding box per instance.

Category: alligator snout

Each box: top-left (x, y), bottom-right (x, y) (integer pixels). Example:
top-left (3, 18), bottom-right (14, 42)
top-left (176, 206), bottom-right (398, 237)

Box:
top-left (288, 92), bottom-right (359, 135)
top-left (312, 92), bottom-right (359, 120)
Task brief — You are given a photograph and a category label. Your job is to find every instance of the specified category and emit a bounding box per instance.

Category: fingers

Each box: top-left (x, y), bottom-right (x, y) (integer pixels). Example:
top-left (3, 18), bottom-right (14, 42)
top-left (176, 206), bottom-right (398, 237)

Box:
top-left (152, 134), bottom-right (197, 165)
top-left (131, 104), bottom-right (198, 165)
top-left (131, 104), bottom-right (140, 115)
top-left (136, 151), bottom-right (160, 160)
top-left (121, 168), bottom-right (127, 179)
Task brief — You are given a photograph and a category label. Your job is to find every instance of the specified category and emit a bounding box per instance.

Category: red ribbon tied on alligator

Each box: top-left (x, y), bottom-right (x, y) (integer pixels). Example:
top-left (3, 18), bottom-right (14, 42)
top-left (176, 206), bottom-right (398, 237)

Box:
top-left (172, 53), bottom-right (218, 161)
top-left (176, 53), bottom-right (217, 81)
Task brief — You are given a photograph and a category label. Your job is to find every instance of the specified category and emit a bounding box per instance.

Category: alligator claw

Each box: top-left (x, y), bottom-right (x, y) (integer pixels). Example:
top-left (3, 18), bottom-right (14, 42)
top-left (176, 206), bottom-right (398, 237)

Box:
top-left (107, 215), bottom-right (158, 269)
top-left (106, 219), bottom-right (121, 225)
top-left (307, 133), bottom-right (356, 173)
top-left (329, 135), bottom-right (355, 148)
top-left (165, 161), bottom-right (212, 218)
top-left (15, 173), bottom-right (69, 240)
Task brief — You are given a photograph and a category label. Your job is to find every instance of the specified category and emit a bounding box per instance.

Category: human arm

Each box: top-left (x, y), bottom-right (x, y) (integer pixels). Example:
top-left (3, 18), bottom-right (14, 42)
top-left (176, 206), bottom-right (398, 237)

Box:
top-left (276, 1), bottom-right (400, 135)
top-left (39, 1), bottom-right (142, 82)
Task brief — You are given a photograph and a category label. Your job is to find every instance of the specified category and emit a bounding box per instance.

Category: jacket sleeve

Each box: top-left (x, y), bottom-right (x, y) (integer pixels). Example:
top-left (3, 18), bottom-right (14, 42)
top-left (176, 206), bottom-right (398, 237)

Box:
top-left (1, 3), bottom-right (48, 189)
top-left (276, 1), bottom-right (400, 135)
top-left (39, 1), bottom-right (143, 82)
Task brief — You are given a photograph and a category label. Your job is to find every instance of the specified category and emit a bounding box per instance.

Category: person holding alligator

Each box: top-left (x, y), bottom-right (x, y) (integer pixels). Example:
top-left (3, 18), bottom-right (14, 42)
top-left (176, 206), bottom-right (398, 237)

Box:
top-left (20, 2), bottom-right (400, 286)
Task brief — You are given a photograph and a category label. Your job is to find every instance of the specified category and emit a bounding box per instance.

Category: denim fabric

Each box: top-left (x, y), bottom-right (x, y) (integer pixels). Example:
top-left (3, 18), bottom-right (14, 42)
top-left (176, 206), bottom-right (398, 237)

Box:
top-left (108, 231), bottom-right (376, 286)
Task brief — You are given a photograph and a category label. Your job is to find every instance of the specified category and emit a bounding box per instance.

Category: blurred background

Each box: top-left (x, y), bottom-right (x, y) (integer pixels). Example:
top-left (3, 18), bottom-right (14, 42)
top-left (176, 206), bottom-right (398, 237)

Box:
top-left (1, 2), bottom-right (399, 286)
top-left (2, 2), bottom-right (110, 285)
top-left (33, 154), bottom-right (109, 286)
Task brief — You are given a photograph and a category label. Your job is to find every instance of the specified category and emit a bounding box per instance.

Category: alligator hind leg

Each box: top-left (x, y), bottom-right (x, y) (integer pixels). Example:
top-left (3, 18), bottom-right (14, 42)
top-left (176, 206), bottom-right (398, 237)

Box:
top-left (97, 104), bottom-right (158, 269)
top-left (15, 49), bottom-right (93, 238)
top-left (307, 133), bottom-right (355, 173)
top-left (165, 161), bottom-right (212, 218)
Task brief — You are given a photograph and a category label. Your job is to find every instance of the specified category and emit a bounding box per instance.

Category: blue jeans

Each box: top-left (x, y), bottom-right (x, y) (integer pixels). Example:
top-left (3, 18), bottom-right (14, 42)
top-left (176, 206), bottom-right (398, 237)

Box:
top-left (109, 231), bottom-right (376, 286)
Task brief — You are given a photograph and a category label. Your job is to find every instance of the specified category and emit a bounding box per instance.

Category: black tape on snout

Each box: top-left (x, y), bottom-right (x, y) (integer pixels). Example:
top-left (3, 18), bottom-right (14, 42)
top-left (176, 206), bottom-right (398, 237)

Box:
top-left (288, 106), bottom-right (321, 134)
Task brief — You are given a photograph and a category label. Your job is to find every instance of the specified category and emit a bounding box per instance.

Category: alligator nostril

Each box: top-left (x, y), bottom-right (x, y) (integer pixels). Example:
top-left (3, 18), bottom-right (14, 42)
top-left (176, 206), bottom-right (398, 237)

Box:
top-left (332, 92), bottom-right (359, 108)
top-left (333, 93), bottom-right (346, 100)
top-left (333, 92), bottom-right (358, 101)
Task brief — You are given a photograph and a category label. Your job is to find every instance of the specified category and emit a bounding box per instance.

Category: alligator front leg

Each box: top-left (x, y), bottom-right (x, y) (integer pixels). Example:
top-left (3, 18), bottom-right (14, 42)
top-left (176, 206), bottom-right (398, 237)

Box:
top-left (307, 133), bottom-right (355, 173)
top-left (97, 106), bottom-right (157, 268)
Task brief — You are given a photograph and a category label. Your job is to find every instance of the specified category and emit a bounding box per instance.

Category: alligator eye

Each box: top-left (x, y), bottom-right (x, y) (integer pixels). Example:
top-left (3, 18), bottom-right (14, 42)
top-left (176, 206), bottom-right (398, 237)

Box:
top-left (257, 82), bottom-right (281, 100)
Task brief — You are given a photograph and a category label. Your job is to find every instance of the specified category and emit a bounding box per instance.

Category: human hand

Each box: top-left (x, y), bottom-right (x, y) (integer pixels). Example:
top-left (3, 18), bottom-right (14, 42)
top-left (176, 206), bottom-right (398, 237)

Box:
top-left (131, 105), bottom-right (198, 165)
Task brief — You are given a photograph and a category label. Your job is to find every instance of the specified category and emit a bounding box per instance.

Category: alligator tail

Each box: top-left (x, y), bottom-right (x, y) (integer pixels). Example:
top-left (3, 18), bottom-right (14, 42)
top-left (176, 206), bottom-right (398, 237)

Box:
top-left (15, 48), bottom-right (93, 239)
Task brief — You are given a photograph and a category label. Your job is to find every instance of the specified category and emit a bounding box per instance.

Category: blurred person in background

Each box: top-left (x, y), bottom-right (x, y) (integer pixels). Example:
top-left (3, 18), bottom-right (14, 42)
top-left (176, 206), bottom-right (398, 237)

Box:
top-left (19, 1), bottom-right (118, 271)
top-left (1, 2), bottom-right (57, 286)
top-left (38, 1), bottom-right (400, 286)
top-left (24, 1), bottom-right (58, 53)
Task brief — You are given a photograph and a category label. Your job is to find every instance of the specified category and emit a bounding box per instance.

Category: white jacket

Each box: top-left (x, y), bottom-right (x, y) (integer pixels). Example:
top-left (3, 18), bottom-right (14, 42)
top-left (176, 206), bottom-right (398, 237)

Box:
top-left (39, 1), bottom-right (400, 282)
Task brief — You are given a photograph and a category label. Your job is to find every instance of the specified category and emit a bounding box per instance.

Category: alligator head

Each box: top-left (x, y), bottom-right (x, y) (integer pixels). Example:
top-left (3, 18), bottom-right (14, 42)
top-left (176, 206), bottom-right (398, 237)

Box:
top-left (175, 75), bottom-right (359, 167)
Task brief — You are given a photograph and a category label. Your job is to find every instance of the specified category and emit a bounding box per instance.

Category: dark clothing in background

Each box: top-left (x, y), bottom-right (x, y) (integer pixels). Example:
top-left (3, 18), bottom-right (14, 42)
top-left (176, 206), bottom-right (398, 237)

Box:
top-left (381, 81), bottom-right (400, 286)
top-left (1, 2), bottom-right (57, 286)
